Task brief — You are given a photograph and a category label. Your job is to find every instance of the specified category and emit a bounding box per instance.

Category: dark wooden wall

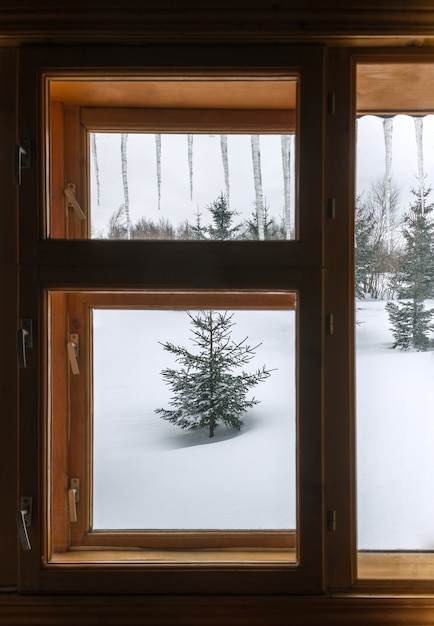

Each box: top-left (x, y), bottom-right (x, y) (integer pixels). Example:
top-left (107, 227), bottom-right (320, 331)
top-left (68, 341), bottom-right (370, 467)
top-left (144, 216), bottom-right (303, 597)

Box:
top-left (2, 2), bottom-right (434, 624)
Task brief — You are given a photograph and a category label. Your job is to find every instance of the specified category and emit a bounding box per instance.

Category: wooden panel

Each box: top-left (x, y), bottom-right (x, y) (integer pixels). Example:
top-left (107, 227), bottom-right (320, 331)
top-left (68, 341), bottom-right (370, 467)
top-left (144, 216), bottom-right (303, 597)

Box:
top-left (3, 594), bottom-right (434, 626)
top-left (4, 2), bottom-right (434, 46)
top-left (80, 107), bottom-right (296, 133)
top-left (0, 48), bottom-right (18, 589)
top-left (357, 63), bottom-right (434, 115)
top-left (51, 79), bottom-right (296, 110)
top-left (358, 552), bottom-right (434, 580)
top-left (49, 291), bottom-right (70, 555)
top-left (0, 48), bottom-right (18, 265)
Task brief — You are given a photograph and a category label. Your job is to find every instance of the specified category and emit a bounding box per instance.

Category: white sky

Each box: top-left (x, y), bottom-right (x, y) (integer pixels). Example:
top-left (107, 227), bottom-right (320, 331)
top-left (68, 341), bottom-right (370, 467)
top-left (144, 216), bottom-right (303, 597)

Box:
top-left (357, 114), bottom-right (434, 212)
top-left (90, 133), bottom-right (295, 237)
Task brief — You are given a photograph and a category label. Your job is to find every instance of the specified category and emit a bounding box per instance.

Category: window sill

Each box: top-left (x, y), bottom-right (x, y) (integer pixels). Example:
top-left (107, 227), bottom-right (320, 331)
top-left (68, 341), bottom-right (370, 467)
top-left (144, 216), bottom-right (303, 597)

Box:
top-left (49, 547), bottom-right (296, 566)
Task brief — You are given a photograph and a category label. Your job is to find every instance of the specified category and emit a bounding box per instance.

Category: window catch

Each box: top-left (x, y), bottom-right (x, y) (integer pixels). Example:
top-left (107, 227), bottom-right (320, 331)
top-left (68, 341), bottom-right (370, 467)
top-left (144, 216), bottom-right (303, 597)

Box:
top-left (326, 313), bottom-right (334, 335)
top-left (327, 509), bottom-right (337, 532)
top-left (16, 496), bottom-right (32, 551)
top-left (17, 318), bottom-right (33, 368)
top-left (327, 197), bottom-right (336, 219)
top-left (68, 478), bottom-right (80, 523)
top-left (64, 183), bottom-right (86, 220)
top-left (13, 139), bottom-right (31, 185)
top-left (67, 334), bottom-right (80, 375)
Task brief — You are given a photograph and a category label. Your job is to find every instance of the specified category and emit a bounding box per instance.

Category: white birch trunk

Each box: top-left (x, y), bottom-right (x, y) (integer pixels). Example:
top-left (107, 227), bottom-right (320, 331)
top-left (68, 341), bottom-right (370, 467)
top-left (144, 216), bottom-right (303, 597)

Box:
top-left (382, 117), bottom-right (393, 254)
top-left (188, 134), bottom-right (194, 200)
top-left (91, 134), bottom-right (100, 206)
top-left (155, 134), bottom-right (161, 211)
top-left (120, 133), bottom-right (131, 239)
top-left (220, 135), bottom-right (230, 206)
top-left (281, 134), bottom-right (291, 239)
top-left (414, 117), bottom-right (425, 212)
top-left (251, 134), bottom-right (265, 240)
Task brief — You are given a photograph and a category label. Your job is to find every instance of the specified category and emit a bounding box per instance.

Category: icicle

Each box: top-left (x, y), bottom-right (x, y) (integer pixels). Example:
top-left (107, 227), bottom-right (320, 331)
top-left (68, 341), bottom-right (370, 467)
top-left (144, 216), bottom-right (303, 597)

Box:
top-left (281, 135), bottom-right (291, 239)
top-left (382, 117), bottom-right (393, 254)
top-left (251, 135), bottom-right (265, 240)
top-left (188, 134), bottom-right (194, 201)
top-left (220, 135), bottom-right (230, 206)
top-left (91, 134), bottom-right (100, 206)
top-left (155, 134), bottom-right (161, 211)
top-left (120, 133), bottom-right (131, 239)
top-left (414, 117), bottom-right (425, 212)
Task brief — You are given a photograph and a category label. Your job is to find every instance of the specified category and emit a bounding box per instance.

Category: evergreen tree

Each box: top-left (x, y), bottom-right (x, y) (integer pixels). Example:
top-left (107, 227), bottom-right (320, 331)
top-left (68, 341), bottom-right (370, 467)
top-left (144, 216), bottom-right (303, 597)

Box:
top-left (155, 310), bottom-right (272, 437)
top-left (243, 204), bottom-right (286, 240)
top-left (386, 188), bottom-right (434, 350)
top-left (355, 196), bottom-right (378, 298)
top-left (191, 193), bottom-right (241, 240)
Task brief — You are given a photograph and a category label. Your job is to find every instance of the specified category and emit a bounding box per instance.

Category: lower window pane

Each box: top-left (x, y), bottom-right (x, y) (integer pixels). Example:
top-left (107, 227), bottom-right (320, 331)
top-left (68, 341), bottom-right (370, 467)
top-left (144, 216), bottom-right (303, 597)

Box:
top-left (356, 298), bottom-right (434, 578)
top-left (92, 307), bottom-right (296, 532)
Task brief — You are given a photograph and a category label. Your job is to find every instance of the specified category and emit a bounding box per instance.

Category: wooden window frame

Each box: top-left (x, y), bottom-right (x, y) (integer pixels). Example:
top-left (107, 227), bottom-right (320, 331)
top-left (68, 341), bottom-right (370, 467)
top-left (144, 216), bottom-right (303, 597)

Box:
top-left (18, 44), bottom-right (326, 594)
top-left (49, 290), bottom-right (298, 556)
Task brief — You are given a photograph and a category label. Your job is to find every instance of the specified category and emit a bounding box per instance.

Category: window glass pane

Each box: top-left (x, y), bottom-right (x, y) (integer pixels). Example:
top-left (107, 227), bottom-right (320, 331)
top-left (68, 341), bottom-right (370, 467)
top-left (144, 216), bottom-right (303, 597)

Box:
top-left (356, 63), bottom-right (434, 579)
top-left (92, 307), bottom-right (296, 532)
top-left (90, 133), bottom-right (295, 240)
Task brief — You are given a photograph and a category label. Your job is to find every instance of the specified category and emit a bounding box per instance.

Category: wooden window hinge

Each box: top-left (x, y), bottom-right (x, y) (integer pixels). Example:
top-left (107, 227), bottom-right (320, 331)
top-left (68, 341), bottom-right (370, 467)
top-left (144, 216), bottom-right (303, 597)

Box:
top-left (327, 509), bottom-right (337, 532)
top-left (64, 183), bottom-right (86, 220)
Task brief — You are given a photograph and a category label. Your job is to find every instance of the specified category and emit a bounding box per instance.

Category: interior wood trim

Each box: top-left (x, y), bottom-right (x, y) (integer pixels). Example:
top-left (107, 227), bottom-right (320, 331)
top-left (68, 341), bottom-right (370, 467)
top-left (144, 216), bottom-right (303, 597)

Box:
top-left (3, 594), bottom-right (434, 626)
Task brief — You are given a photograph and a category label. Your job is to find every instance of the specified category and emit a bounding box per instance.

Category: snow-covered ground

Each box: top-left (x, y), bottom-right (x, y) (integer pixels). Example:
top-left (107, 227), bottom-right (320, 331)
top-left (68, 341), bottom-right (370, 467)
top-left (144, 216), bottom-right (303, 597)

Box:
top-left (92, 300), bottom-right (434, 550)
top-left (357, 298), bottom-right (434, 550)
top-left (93, 309), bottom-right (296, 530)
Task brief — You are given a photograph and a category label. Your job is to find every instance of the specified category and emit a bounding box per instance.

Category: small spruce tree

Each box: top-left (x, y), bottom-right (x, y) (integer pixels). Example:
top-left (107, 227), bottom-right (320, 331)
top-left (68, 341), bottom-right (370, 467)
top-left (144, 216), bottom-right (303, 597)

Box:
top-left (191, 193), bottom-right (241, 240)
top-left (386, 188), bottom-right (434, 350)
top-left (155, 310), bottom-right (272, 437)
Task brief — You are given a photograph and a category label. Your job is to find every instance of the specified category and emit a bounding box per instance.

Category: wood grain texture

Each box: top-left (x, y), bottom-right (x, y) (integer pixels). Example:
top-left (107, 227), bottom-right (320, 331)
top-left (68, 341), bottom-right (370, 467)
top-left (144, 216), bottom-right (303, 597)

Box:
top-left (0, 48), bottom-right (18, 588)
top-left (2, 2), bottom-right (434, 45)
top-left (3, 594), bottom-right (434, 626)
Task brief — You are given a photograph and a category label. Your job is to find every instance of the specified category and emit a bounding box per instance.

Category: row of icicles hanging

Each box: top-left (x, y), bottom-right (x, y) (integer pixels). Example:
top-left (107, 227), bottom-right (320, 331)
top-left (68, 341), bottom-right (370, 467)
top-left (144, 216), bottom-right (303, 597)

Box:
top-left (91, 133), bottom-right (294, 241)
top-left (357, 115), bottom-right (428, 255)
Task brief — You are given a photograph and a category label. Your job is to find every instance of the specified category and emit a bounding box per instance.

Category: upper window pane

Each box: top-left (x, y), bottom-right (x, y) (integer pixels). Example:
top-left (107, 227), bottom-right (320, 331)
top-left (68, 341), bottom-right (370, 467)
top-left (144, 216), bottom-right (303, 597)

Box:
top-left (47, 77), bottom-right (298, 241)
top-left (90, 132), bottom-right (295, 240)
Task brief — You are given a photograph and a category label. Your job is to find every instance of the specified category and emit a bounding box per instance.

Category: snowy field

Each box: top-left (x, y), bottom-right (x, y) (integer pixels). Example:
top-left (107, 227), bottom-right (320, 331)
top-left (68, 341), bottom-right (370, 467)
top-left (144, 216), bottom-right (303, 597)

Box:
top-left (92, 299), bottom-right (434, 549)
top-left (93, 309), bottom-right (296, 530)
top-left (357, 298), bottom-right (434, 550)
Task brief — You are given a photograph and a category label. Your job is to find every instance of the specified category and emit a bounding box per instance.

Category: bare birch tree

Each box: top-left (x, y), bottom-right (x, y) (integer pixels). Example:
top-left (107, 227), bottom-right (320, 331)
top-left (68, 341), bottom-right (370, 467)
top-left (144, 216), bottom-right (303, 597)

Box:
top-left (155, 133), bottom-right (162, 211)
top-left (91, 134), bottom-right (100, 206)
top-left (188, 134), bottom-right (194, 200)
top-left (281, 134), bottom-right (292, 239)
top-left (383, 117), bottom-right (394, 254)
top-left (414, 117), bottom-right (425, 213)
top-left (120, 133), bottom-right (131, 239)
top-left (251, 134), bottom-right (265, 240)
top-left (220, 134), bottom-right (230, 207)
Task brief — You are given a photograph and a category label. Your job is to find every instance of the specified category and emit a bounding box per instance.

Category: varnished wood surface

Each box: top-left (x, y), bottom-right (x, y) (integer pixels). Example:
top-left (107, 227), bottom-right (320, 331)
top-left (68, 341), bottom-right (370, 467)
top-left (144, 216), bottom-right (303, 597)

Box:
top-left (4, 594), bottom-right (434, 626)
top-left (0, 48), bottom-right (18, 588)
top-left (358, 552), bottom-right (434, 580)
top-left (3, 1), bottom-right (434, 45)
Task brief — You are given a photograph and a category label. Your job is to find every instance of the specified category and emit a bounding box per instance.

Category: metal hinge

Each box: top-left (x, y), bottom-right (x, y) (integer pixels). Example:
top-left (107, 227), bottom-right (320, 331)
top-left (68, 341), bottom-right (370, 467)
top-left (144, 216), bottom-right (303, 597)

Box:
top-left (327, 197), bottom-right (336, 219)
top-left (16, 496), bottom-right (32, 551)
top-left (13, 139), bottom-right (31, 185)
top-left (17, 318), bottom-right (33, 368)
top-left (327, 92), bottom-right (335, 114)
top-left (326, 313), bottom-right (334, 336)
top-left (327, 509), bottom-right (337, 532)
